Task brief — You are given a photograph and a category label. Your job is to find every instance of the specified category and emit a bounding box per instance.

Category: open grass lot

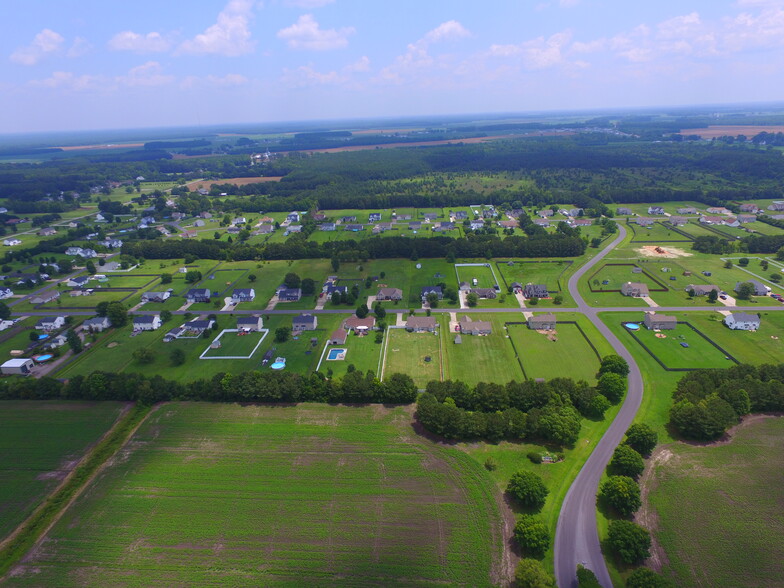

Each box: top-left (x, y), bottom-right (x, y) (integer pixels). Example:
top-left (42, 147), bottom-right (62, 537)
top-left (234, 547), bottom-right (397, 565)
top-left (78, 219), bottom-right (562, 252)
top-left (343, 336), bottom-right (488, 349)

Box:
top-left (455, 263), bottom-right (500, 289)
top-left (496, 260), bottom-right (572, 292)
top-left (0, 401), bottom-right (124, 541)
top-left (646, 417), bottom-right (784, 588)
top-left (201, 329), bottom-right (267, 358)
top-left (508, 318), bottom-right (603, 383)
top-left (627, 221), bottom-right (693, 243)
top-left (441, 313), bottom-right (522, 386)
top-left (5, 403), bottom-right (505, 587)
top-left (320, 331), bottom-right (383, 378)
top-left (588, 263), bottom-right (667, 294)
top-left (383, 327), bottom-right (442, 386)
top-left (625, 322), bottom-right (736, 370)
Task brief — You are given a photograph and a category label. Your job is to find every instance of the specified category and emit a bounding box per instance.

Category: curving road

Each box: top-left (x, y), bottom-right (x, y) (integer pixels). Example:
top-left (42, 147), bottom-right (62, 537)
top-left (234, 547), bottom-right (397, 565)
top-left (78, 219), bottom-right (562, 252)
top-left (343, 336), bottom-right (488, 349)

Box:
top-left (554, 225), bottom-right (644, 588)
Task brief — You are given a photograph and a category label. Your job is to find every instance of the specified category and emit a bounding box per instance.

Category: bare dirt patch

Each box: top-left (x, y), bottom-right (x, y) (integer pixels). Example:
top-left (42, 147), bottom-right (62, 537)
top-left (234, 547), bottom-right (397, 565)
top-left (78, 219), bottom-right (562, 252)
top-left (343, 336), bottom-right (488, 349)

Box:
top-left (185, 177), bottom-right (283, 191)
top-left (635, 446), bottom-right (674, 572)
top-left (679, 125), bottom-right (784, 139)
top-left (636, 245), bottom-right (693, 258)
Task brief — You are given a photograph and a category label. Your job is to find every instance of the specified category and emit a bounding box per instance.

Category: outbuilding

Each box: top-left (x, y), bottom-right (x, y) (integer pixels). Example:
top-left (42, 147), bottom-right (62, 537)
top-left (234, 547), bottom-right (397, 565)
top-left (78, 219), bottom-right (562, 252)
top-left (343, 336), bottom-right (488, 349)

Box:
top-left (1, 358), bottom-right (34, 375)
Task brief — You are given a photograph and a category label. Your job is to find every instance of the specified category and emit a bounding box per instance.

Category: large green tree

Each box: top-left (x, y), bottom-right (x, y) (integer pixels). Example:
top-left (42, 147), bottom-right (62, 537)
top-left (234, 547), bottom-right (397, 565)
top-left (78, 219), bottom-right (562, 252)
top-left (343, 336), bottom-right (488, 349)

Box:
top-left (106, 301), bottom-right (128, 327)
top-left (0, 301), bottom-right (10, 320)
top-left (599, 354), bottom-right (630, 377)
top-left (599, 475), bottom-right (641, 516)
top-left (624, 423), bottom-right (658, 456)
top-left (507, 470), bottom-right (549, 510)
top-left (607, 520), bottom-right (651, 564)
top-left (597, 372), bottom-right (626, 404)
top-left (514, 558), bottom-right (555, 588)
top-left (513, 515), bottom-right (550, 557)
top-left (609, 444), bottom-right (645, 479)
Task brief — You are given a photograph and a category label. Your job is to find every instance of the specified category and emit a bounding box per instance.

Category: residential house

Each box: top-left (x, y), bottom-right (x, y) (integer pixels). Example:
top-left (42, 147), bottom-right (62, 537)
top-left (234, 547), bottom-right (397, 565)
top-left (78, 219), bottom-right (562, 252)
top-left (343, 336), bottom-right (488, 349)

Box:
top-left (200, 211), bottom-right (213, 219)
top-left (376, 287), bottom-right (403, 301)
top-left (329, 328), bottom-right (348, 345)
top-left (343, 224), bottom-right (364, 232)
top-left (286, 212), bottom-right (301, 223)
top-left (0, 287), bottom-right (13, 299)
top-left (699, 215), bottom-right (724, 225)
top-left (400, 316), bottom-right (438, 335)
top-left (469, 220), bottom-right (485, 231)
top-left (686, 284), bottom-right (720, 296)
top-left (193, 219), bottom-right (206, 227)
top-left (172, 212), bottom-right (186, 221)
top-left (458, 281), bottom-right (471, 292)
top-left (482, 208), bottom-right (497, 219)
top-left (510, 282), bottom-right (523, 293)
top-left (319, 223), bottom-right (336, 231)
top-left (567, 208), bottom-right (584, 217)
top-left (231, 288), bottom-right (256, 303)
top-left (312, 213), bottom-right (327, 222)
top-left (237, 316), bottom-right (264, 332)
top-left (341, 215), bottom-right (357, 223)
top-left (528, 313), bottom-right (557, 330)
top-left (635, 217), bottom-right (655, 227)
top-left (459, 316), bottom-right (492, 335)
top-left (470, 288), bottom-right (497, 299)
top-left (80, 249), bottom-right (98, 258)
top-left (706, 207), bottom-right (731, 215)
top-left (724, 312), bottom-right (761, 331)
top-left (133, 314), bottom-right (162, 331)
top-left (433, 221), bottom-right (455, 232)
top-left (616, 207), bottom-right (633, 215)
top-left (233, 217), bottom-right (247, 225)
top-left (454, 211), bottom-right (469, 220)
top-left (723, 217), bottom-right (740, 228)
top-left (44, 333), bottom-right (68, 349)
top-left (30, 291), bottom-right (59, 304)
top-left (621, 282), bottom-right (650, 297)
top-left (737, 214), bottom-right (757, 224)
top-left (324, 284), bottom-right (348, 297)
top-left (421, 285), bottom-right (443, 302)
top-left (3, 239), bottom-right (21, 246)
top-left (226, 227), bottom-right (241, 234)
top-left (643, 312), bottom-right (677, 330)
top-left (523, 284), bottom-right (549, 299)
top-left (37, 228), bottom-right (56, 237)
top-left (181, 230), bottom-right (197, 239)
top-left (100, 238), bottom-right (123, 248)
top-left (739, 203), bottom-right (759, 213)
top-left (276, 286), bottom-right (302, 301)
top-left (35, 316), bottom-right (65, 331)
top-left (498, 220), bottom-right (518, 229)
top-left (538, 209), bottom-right (555, 218)
top-left (343, 316), bottom-right (376, 333)
top-left (368, 212), bottom-right (382, 222)
top-left (678, 207), bottom-right (698, 214)
top-left (67, 276), bottom-right (90, 288)
top-left (182, 319), bottom-right (215, 335)
top-left (571, 218), bottom-right (593, 227)
top-left (648, 206), bottom-right (665, 215)
top-left (396, 214), bottom-right (412, 221)
top-left (534, 218), bottom-right (550, 227)
top-left (668, 216), bottom-right (687, 226)
top-left (185, 288), bottom-right (211, 303)
top-left (421, 213), bottom-right (437, 221)
top-left (292, 314), bottom-right (318, 331)
top-left (254, 225), bottom-right (273, 235)
top-left (735, 280), bottom-right (769, 296)
top-left (767, 201), bottom-right (784, 211)
top-left (141, 291), bottom-right (171, 303)
top-left (0, 207), bottom-right (8, 214)
top-left (408, 221), bottom-right (422, 230)
top-left (83, 316), bottom-right (111, 332)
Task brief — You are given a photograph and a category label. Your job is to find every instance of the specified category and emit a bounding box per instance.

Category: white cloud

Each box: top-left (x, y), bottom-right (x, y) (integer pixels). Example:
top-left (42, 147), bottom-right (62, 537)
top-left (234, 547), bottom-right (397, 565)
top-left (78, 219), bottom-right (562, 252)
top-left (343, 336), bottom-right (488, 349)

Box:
top-left (10, 29), bottom-right (64, 65)
top-left (117, 61), bottom-right (174, 87)
top-left (284, 0), bottom-right (335, 7)
top-left (344, 55), bottom-right (370, 72)
top-left (277, 14), bottom-right (354, 50)
top-left (178, 0), bottom-right (256, 56)
top-left (520, 31), bottom-right (573, 69)
top-left (67, 37), bottom-right (92, 58)
top-left (180, 73), bottom-right (249, 89)
top-left (422, 20), bottom-right (471, 44)
top-left (108, 31), bottom-right (172, 53)
top-left (281, 64), bottom-right (345, 86)
top-left (30, 71), bottom-right (100, 91)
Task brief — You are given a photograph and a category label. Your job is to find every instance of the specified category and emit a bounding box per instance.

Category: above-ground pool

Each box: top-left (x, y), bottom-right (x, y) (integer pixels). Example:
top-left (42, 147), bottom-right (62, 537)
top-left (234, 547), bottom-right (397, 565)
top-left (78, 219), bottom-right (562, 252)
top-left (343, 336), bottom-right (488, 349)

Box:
top-left (37, 334), bottom-right (49, 340)
top-left (327, 348), bottom-right (347, 361)
top-left (33, 354), bottom-right (53, 362)
top-left (270, 361), bottom-right (286, 370)
top-left (625, 323), bottom-right (641, 330)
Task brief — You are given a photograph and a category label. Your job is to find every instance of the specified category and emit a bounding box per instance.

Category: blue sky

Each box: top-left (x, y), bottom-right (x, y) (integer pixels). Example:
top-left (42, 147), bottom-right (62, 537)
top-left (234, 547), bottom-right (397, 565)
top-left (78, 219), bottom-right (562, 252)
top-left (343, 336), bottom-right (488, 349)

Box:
top-left (2, 0), bottom-right (783, 132)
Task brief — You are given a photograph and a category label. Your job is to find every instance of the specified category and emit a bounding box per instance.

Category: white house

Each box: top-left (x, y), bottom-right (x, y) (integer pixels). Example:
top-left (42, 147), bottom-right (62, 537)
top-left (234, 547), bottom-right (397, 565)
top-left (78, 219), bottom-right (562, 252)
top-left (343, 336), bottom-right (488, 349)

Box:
top-left (3, 239), bottom-right (21, 246)
top-left (35, 316), bottom-right (65, 331)
top-left (231, 288), bottom-right (255, 303)
top-left (83, 316), bottom-right (111, 332)
top-left (133, 314), bottom-right (162, 331)
top-left (724, 312), bottom-right (761, 331)
top-left (0, 287), bottom-right (13, 299)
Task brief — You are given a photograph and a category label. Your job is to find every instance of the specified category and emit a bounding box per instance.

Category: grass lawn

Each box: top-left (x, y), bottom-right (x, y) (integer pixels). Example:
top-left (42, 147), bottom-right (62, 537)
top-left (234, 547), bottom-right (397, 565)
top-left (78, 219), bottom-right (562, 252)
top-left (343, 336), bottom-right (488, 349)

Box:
top-left (201, 329), bottom-right (268, 358)
top-left (320, 331), bottom-right (384, 378)
top-left (587, 263), bottom-right (668, 294)
top-left (645, 417), bottom-right (784, 587)
top-left (625, 322), bottom-right (736, 370)
top-left (441, 314), bottom-right (522, 386)
top-left (627, 221), bottom-right (693, 243)
top-left (508, 320), bottom-right (602, 383)
top-left (455, 263), bottom-right (501, 289)
top-left (0, 401), bottom-right (124, 540)
top-left (5, 403), bottom-right (506, 587)
top-left (383, 327), bottom-right (442, 386)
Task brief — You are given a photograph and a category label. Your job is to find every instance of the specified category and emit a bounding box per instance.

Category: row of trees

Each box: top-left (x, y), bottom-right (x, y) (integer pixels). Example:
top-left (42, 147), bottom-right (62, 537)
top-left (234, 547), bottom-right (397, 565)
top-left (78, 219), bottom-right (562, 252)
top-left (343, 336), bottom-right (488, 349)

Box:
top-left (670, 364), bottom-right (784, 441)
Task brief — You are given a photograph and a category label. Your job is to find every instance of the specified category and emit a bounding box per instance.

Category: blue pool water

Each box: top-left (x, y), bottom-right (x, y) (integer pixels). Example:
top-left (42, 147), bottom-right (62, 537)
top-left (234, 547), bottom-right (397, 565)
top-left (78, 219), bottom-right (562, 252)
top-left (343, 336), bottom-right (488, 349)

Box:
top-left (625, 323), bottom-right (641, 330)
top-left (37, 334), bottom-right (49, 340)
top-left (33, 354), bottom-right (53, 362)
top-left (327, 348), bottom-right (346, 360)
top-left (270, 361), bottom-right (286, 370)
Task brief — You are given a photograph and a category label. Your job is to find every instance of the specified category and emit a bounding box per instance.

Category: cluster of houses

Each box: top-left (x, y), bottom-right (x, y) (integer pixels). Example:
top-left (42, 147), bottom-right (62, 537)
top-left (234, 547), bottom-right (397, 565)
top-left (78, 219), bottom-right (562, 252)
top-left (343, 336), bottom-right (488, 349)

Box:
top-left (642, 310), bottom-right (760, 331)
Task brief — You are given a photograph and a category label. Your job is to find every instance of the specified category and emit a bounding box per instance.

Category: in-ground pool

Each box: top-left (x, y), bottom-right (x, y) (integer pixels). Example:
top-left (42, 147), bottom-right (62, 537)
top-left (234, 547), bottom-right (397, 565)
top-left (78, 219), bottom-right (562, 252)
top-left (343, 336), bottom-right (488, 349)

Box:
top-left (37, 334), bottom-right (49, 340)
top-left (326, 348), bottom-right (347, 361)
top-left (625, 323), bottom-right (641, 330)
top-left (33, 354), bottom-right (53, 362)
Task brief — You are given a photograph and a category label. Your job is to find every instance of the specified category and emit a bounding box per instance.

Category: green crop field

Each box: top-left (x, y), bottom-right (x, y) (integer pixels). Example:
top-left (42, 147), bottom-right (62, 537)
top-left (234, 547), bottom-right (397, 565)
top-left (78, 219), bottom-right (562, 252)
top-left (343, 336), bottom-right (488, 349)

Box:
top-left (201, 329), bottom-right (268, 358)
top-left (0, 401), bottom-right (124, 541)
top-left (646, 417), bottom-right (784, 587)
top-left (383, 328), bottom-right (442, 386)
top-left (508, 321), bottom-right (601, 383)
top-left (5, 403), bottom-right (506, 587)
top-left (441, 314), bottom-right (522, 386)
top-left (625, 323), bottom-right (735, 370)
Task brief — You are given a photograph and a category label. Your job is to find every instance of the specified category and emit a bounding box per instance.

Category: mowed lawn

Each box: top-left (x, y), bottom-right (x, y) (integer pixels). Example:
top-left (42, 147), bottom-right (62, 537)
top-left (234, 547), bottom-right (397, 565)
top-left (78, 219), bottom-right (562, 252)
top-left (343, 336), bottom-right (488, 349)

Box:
top-left (322, 332), bottom-right (383, 378)
top-left (442, 315), bottom-right (522, 386)
top-left (201, 329), bottom-right (268, 358)
top-left (647, 417), bottom-right (784, 587)
top-left (384, 328), bottom-right (442, 386)
top-left (5, 403), bottom-right (505, 587)
top-left (627, 221), bottom-right (692, 243)
top-left (0, 401), bottom-right (124, 540)
top-left (627, 324), bottom-right (735, 370)
top-left (509, 322), bottom-right (601, 383)
top-left (455, 264), bottom-right (500, 289)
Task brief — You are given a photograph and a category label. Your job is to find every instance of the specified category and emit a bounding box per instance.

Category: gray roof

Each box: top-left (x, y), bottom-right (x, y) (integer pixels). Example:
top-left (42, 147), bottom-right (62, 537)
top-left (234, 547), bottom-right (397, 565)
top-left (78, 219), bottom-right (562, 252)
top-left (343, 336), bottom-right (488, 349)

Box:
top-left (729, 312), bottom-right (760, 323)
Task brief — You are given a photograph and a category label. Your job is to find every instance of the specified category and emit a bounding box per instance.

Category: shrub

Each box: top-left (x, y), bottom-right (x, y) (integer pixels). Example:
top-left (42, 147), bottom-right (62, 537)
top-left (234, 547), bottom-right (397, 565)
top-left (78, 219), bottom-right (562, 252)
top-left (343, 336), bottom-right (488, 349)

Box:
top-left (527, 451), bottom-right (543, 464)
top-left (484, 457), bottom-right (497, 471)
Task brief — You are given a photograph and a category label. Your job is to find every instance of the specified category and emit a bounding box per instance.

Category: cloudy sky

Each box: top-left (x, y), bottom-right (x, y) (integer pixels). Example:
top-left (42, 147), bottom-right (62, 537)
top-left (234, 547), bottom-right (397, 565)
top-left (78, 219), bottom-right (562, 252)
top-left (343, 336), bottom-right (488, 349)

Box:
top-left (2, 0), bottom-right (783, 133)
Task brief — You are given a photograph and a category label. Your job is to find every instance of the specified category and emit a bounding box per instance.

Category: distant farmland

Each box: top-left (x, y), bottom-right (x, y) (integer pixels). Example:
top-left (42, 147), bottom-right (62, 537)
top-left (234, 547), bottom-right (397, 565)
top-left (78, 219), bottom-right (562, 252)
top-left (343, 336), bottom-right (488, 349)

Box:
top-left (6, 403), bottom-right (506, 587)
top-left (185, 176), bottom-right (283, 191)
top-left (679, 125), bottom-right (784, 138)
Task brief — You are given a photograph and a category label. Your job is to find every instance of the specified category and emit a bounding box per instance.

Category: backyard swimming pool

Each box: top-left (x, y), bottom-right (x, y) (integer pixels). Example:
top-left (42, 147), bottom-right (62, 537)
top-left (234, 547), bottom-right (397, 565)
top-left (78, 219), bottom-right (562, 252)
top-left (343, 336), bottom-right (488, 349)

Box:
top-left (327, 348), bottom-right (347, 361)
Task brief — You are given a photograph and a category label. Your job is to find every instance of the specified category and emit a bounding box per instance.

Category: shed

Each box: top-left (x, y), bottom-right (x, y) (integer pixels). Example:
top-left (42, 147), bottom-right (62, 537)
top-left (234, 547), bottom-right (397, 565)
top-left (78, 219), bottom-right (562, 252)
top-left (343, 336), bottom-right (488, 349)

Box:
top-left (1, 358), bottom-right (34, 375)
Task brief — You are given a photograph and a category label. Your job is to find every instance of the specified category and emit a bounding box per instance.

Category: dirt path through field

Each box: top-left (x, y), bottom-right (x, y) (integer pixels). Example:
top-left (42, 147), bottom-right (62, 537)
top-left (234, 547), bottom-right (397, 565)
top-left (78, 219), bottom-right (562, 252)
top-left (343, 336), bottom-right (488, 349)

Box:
top-left (1, 403), bottom-right (161, 582)
top-left (635, 446), bottom-right (673, 571)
